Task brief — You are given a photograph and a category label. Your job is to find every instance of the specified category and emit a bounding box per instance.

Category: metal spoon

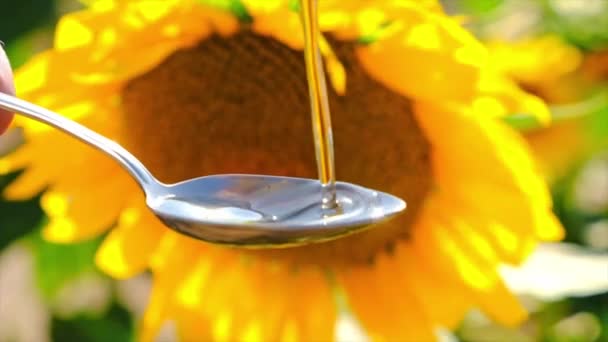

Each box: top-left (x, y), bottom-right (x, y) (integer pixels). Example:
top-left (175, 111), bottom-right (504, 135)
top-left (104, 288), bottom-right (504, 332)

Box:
top-left (0, 93), bottom-right (405, 247)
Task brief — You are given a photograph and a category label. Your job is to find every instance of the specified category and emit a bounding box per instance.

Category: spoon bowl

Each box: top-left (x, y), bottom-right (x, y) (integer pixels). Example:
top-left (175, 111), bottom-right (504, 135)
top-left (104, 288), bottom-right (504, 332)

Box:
top-left (149, 174), bottom-right (405, 247)
top-left (0, 93), bottom-right (406, 247)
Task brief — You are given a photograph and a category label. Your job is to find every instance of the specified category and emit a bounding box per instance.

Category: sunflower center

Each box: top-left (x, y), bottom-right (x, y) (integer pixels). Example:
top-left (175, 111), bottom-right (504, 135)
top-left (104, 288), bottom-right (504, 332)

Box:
top-left (121, 29), bottom-right (432, 266)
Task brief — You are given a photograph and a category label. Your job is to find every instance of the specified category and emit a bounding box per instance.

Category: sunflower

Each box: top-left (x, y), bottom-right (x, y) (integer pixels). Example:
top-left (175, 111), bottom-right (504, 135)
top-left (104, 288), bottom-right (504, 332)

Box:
top-left (485, 35), bottom-right (603, 183)
top-left (3, 0), bottom-right (564, 340)
top-left (485, 35), bottom-right (583, 104)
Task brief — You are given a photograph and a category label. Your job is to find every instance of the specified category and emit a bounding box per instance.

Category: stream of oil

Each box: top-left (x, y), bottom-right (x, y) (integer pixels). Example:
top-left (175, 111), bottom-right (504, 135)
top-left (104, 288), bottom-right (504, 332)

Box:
top-left (299, 0), bottom-right (339, 210)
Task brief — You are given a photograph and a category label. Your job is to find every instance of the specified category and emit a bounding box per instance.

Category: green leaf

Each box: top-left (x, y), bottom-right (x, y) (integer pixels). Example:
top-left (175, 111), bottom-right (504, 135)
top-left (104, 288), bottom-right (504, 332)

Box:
top-left (0, 0), bottom-right (54, 46)
top-left (540, 0), bottom-right (608, 51)
top-left (357, 21), bottom-right (395, 45)
top-left (588, 106), bottom-right (608, 147)
top-left (30, 230), bottom-right (105, 300)
top-left (569, 293), bottom-right (608, 342)
top-left (502, 113), bottom-right (542, 132)
top-left (505, 90), bottom-right (608, 133)
top-left (551, 168), bottom-right (592, 246)
top-left (459, 0), bottom-right (505, 15)
top-left (288, 0), bottom-right (300, 13)
top-left (198, 0), bottom-right (252, 22)
top-left (5, 29), bottom-right (52, 68)
top-left (0, 171), bottom-right (45, 251)
top-left (51, 301), bottom-right (134, 342)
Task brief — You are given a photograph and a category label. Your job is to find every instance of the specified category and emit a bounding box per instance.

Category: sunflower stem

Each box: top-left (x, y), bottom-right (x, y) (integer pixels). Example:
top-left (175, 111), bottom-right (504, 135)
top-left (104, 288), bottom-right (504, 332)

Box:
top-left (504, 90), bottom-right (608, 132)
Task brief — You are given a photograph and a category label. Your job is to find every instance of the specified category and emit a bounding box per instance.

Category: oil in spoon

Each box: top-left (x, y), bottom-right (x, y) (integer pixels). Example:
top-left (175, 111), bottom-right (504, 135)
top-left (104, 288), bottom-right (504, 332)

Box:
top-left (299, 0), bottom-right (338, 210)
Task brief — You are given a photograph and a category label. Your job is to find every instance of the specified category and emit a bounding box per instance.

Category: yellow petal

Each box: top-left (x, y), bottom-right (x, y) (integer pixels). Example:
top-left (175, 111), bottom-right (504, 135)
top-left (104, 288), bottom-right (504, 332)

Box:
top-left (285, 267), bottom-right (336, 342)
top-left (417, 212), bottom-right (498, 291)
top-left (487, 35), bottom-right (582, 84)
top-left (395, 244), bottom-right (472, 329)
top-left (3, 131), bottom-right (80, 199)
top-left (139, 233), bottom-right (203, 342)
top-left (412, 210), bottom-right (528, 327)
top-left (356, 7), bottom-right (485, 104)
top-left (477, 72), bottom-right (551, 124)
top-left (4, 95), bottom-right (121, 200)
top-left (173, 305), bottom-right (213, 342)
top-left (339, 257), bottom-right (435, 341)
top-left (95, 205), bottom-right (164, 279)
top-left (41, 166), bottom-right (135, 243)
top-left (414, 101), bottom-right (564, 245)
top-left (474, 280), bottom-right (528, 327)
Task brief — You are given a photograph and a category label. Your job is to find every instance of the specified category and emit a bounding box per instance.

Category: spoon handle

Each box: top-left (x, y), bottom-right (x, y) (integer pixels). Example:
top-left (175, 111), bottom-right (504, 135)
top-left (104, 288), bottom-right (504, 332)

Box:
top-left (0, 92), bottom-right (156, 192)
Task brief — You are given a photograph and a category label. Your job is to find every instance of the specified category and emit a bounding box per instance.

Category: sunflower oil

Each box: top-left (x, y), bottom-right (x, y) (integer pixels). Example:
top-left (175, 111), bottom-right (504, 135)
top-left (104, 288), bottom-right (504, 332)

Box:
top-left (300, 0), bottom-right (338, 210)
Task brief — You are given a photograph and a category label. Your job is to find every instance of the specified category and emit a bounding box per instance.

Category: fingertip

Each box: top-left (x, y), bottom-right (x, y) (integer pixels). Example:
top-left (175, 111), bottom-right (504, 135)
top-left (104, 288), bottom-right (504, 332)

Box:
top-left (0, 44), bottom-right (15, 134)
top-left (0, 112), bottom-right (13, 134)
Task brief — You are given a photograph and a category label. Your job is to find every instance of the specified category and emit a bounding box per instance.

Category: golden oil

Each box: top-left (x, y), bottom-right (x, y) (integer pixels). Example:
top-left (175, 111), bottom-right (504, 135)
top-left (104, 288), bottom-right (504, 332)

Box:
top-left (299, 0), bottom-right (338, 209)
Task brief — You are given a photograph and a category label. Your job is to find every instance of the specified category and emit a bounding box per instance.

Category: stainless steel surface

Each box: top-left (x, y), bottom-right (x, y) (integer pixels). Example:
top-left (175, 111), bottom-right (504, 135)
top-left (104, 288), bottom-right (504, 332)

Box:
top-left (0, 93), bottom-right (406, 247)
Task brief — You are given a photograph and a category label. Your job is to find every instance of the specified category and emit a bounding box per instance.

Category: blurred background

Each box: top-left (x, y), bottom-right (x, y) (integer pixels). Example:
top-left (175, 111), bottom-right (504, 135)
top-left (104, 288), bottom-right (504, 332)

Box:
top-left (0, 0), bottom-right (607, 341)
